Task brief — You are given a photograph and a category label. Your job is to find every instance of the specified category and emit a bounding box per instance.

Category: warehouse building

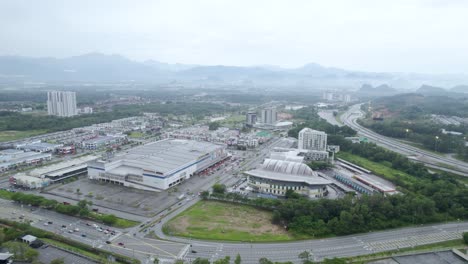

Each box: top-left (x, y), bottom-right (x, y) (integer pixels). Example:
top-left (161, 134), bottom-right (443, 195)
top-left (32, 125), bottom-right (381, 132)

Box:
top-left (29, 155), bottom-right (98, 182)
top-left (88, 139), bottom-right (228, 190)
top-left (9, 155), bottom-right (98, 189)
top-left (245, 159), bottom-right (331, 198)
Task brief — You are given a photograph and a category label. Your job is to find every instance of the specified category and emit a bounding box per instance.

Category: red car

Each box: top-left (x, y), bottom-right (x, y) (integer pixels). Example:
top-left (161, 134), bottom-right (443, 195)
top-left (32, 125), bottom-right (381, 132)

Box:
top-left (118, 242), bottom-right (124, 246)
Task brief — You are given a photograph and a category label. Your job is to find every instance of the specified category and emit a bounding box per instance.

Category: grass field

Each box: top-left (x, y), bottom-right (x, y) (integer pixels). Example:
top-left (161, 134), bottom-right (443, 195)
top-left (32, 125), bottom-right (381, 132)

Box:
top-left (337, 152), bottom-right (418, 188)
top-left (113, 218), bottom-right (140, 228)
top-left (0, 130), bottom-right (48, 142)
top-left (164, 200), bottom-right (295, 242)
top-left (220, 114), bottom-right (245, 127)
top-left (128, 131), bottom-right (145, 138)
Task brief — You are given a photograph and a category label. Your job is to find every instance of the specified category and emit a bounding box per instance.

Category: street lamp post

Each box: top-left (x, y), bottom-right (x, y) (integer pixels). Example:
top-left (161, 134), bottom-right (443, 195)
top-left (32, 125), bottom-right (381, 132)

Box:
top-left (435, 136), bottom-right (439, 152)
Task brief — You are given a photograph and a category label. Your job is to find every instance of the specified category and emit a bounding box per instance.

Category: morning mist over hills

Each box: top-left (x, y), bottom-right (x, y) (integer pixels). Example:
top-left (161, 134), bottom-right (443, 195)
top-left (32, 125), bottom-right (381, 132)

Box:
top-left (1, 52), bottom-right (467, 91)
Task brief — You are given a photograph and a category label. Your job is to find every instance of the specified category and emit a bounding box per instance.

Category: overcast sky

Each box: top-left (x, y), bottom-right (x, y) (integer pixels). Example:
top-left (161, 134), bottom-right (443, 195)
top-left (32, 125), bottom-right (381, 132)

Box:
top-left (1, 0), bottom-right (467, 74)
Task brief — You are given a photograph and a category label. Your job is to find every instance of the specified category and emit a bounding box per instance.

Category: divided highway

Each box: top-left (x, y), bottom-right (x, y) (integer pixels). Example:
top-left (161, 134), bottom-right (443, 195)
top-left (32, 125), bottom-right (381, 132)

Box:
top-left (341, 104), bottom-right (468, 176)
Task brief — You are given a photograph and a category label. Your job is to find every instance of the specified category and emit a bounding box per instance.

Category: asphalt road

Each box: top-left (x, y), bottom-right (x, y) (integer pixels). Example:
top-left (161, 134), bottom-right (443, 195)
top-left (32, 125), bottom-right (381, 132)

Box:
top-left (152, 200), bottom-right (468, 263)
top-left (0, 198), bottom-right (121, 246)
top-left (4, 195), bottom-right (466, 264)
top-left (341, 104), bottom-right (468, 176)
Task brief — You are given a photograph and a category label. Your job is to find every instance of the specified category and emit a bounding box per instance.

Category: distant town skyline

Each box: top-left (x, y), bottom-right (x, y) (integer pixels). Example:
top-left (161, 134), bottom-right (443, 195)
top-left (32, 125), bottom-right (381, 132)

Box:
top-left (1, 0), bottom-right (468, 74)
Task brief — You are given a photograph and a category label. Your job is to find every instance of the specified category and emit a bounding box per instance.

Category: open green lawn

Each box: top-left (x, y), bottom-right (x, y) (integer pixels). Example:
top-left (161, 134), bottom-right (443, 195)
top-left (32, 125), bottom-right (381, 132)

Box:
top-left (128, 131), bottom-right (145, 138)
top-left (113, 218), bottom-right (140, 228)
top-left (164, 200), bottom-right (295, 242)
top-left (0, 129), bottom-right (48, 142)
top-left (337, 152), bottom-right (418, 188)
top-left (220, 114), bottom-right (245, 127)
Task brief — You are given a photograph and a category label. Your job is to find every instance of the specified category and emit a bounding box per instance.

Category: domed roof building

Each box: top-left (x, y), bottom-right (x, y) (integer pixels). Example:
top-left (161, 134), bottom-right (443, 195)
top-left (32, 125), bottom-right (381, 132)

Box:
top-left (245, 159), bottom-right (331, 198)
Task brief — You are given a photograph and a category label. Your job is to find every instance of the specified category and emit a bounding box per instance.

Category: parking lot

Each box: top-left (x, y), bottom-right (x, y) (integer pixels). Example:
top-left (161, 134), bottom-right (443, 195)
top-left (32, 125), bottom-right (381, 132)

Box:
top-left (42, 153), bottom-right (243, 219)
top-left (37, 245), bottom-right (97, 264)
top-left (46, 178), bottom-right (165, 217)
top-left (0, 198), bottom-right (121, 246)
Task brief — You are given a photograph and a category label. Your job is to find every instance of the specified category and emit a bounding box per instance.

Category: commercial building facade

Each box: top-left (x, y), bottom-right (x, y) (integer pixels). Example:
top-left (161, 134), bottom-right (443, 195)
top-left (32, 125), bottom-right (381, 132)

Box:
top-left (47, 91), bottom-right (77, 117)
top-left (0, 149), bottom-right (52, 172)
top-left (245, 159), bottom-right (331, 198)
top-left (88, 139), bottom-right (228, 190)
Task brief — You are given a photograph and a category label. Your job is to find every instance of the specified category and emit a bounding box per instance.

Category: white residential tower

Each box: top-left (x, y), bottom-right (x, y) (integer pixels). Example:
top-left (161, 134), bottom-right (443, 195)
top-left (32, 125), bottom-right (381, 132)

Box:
top-left (47, 91), bottom-right (77, 117)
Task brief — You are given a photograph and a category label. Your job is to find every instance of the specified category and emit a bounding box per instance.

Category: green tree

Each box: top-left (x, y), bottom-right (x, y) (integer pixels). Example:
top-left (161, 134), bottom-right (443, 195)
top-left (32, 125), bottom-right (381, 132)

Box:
top-left (258, 258), bottom-right (273, 264)
top-left (322, 258), bottom-right (346, 264)
top-left (463, 232), bottom-right (468, 244)
top-left (77, 199), bottom-right (92, 208)
top-left (0, 229), bottom-right (5, 246)
top-left (3, 241), bottom-right (39, 262)
top-left (213, 256), bottom-right (230, 264)
top-left (212, 184), bottom-right (226, 194)
top-left (298, 251), bottom-right (311, 262)
top-left (234, 254), bottom-right (241, 264)
top-left (285, 189), bottom-right (301, 199)
top-left (153, 257), bottom-right (160, 264)
top-left (208, 122), bottom-right (220, 131)
top-left (24, 248), bottom-right (39, 262)
top-left (100, 214), bottom-right (118, 225)
top-left (50, 258), bottom-right (65, 264)
top-left (193, 258), bottom-right (210, 264)
top-left (200, 191), bottom-right (210, 199)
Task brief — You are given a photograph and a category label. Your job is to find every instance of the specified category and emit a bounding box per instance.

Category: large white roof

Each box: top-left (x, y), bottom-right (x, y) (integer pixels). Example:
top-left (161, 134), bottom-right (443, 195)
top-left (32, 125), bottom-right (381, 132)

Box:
top-left (28, 155), bottom-right (97, 177)
top-left (245, 159), bottom-right (331, 186)
top-left (114, 139), bottom-right (223, 174)
top-left (261, 159), bottom-right (317, 176)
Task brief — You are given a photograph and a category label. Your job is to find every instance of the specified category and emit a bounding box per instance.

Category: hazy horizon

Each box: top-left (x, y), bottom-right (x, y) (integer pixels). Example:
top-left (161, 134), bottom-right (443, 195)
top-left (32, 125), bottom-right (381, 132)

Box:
top-left (1, 0), bottom-right (468, 74)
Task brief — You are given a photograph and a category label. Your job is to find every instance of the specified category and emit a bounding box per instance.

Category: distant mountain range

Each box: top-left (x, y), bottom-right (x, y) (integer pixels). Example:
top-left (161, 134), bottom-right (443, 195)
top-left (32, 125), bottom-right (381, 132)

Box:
top-left (0, 52), bottom-right (467, 90)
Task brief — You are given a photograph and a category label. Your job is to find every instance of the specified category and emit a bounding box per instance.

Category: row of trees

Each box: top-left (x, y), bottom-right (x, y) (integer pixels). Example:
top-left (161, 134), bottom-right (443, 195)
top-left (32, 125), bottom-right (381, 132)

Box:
top-left (9, 192), bottom-right (120, 226)
top-left (360, 119), bottom-right (466, 154)
top-left (360, 94), bottom-right (468, 155)
top-left (287, 107), bottom-right (356, 138)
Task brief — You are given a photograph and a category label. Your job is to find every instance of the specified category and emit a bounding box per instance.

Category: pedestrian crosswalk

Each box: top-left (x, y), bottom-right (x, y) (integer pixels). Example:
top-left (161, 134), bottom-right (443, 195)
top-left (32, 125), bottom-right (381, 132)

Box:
top-left (368, 231), bottom-right (462, 251)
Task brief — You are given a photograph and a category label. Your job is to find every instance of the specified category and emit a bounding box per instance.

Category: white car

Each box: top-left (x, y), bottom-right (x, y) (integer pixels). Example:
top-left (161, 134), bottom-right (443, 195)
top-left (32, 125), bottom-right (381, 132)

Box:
top-left (43, 223), bottom-right (49, 226)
